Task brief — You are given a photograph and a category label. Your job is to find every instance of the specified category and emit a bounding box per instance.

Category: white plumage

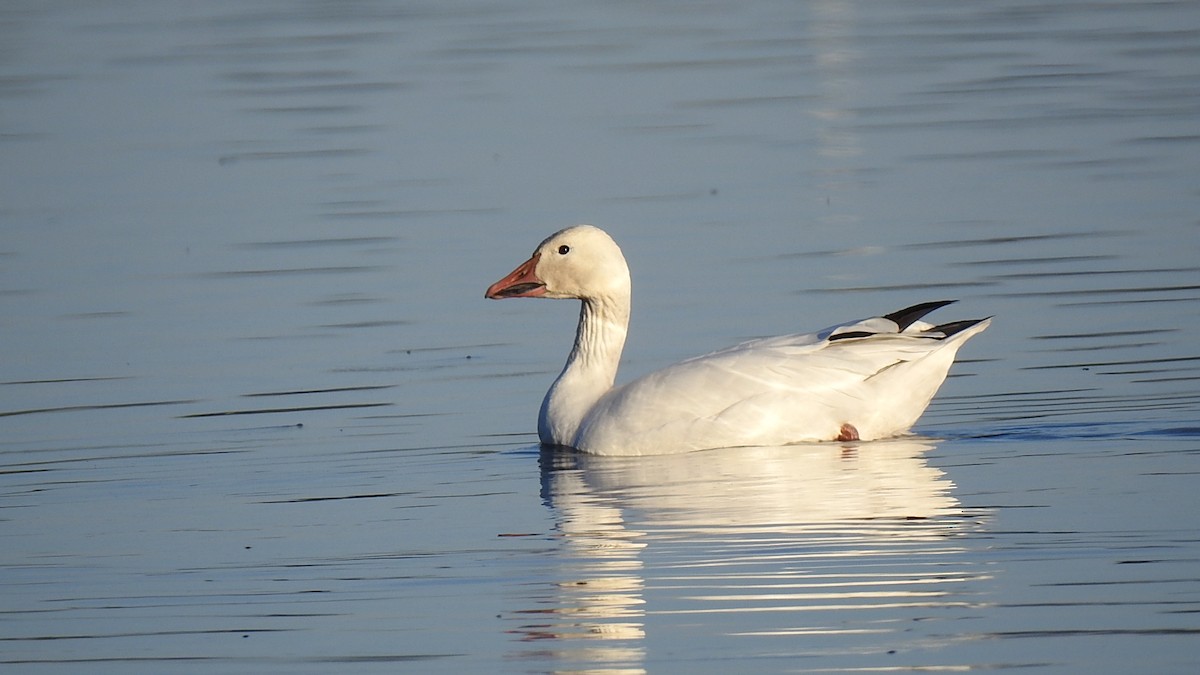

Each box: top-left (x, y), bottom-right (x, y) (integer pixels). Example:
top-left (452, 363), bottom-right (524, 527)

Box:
top-left (486, 225), bottom-right (989, 456)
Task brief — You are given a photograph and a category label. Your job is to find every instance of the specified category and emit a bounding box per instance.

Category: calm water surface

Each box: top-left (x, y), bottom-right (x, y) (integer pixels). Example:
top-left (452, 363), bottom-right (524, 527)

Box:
top-left (2, 1), bottom-right (1198, 673)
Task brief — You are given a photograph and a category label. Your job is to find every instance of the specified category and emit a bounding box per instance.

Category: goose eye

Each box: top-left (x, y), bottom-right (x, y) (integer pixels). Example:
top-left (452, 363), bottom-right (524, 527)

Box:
top-left (557, 245), bottom-right (570, 255)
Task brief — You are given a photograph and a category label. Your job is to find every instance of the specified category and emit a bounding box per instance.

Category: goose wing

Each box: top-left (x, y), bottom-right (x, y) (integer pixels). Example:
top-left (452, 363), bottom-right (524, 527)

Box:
top-left (575, 302), bottom-right (989, 454)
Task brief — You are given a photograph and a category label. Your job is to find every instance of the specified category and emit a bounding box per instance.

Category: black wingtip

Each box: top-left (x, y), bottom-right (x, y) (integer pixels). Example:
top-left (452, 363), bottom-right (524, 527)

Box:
top-left (929, 316), bottom-right (990, 338)
top-left (882, 300), bottom-right (957, 331)
top-left (827, 330), bottom-right (874, 342)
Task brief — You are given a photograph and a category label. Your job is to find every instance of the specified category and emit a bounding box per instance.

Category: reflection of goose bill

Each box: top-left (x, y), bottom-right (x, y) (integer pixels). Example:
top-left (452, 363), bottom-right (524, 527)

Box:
top-left (543, 439), bottom-right (959, 527)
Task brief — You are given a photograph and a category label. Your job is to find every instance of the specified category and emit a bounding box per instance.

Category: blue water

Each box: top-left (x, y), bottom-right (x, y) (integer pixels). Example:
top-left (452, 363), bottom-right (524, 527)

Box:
top-left (2, 1), bottom-right (1198, 673)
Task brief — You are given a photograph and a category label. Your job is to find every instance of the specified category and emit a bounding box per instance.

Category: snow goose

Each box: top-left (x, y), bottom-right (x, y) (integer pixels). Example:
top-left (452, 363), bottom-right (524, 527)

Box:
top-left (486, 225), bottom-right (989, 456)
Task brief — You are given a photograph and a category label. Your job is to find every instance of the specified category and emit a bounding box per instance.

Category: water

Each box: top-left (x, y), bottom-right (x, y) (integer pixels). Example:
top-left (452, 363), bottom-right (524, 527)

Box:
top-left (2, 1), bottom-right (1198, 672)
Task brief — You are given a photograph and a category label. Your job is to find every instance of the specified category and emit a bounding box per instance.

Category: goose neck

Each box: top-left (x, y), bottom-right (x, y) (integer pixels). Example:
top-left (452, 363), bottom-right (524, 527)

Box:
top-left (568, 296), bottom-right (629, 377)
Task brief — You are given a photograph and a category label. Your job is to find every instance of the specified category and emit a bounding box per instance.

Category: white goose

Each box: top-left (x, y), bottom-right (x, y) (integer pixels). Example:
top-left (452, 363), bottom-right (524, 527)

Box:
top-left (486, 225), bottom-right (989, 456)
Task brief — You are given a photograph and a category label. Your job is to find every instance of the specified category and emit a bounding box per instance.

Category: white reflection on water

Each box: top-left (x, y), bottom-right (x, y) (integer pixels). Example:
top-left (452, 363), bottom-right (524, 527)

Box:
top-left (510, 440), bottom-right (989, 671)
top-left (811, 0), bottom-right (863, 164)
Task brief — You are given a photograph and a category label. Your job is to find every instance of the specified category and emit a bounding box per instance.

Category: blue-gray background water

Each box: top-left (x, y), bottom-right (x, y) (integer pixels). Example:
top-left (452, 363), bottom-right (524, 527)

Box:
top-left (3, 1), bottom-right (1198, 673)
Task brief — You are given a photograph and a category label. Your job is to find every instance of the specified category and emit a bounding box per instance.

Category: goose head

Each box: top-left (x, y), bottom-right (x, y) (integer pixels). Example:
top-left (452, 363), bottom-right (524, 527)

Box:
top-left (485, 225), bottom-right (631, 302)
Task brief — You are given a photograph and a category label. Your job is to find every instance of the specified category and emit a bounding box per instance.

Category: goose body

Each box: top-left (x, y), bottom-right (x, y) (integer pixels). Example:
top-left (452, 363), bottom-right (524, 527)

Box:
top-left (486, 225), bottom-right (989, 456)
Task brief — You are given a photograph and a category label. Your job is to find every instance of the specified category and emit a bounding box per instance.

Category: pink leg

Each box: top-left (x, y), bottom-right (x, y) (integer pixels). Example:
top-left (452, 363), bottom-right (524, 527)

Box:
top-left (835, 423), bottom-right (859, 442)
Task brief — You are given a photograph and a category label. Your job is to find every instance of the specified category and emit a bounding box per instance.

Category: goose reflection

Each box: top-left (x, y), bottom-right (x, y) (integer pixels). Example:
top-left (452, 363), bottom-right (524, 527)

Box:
top-left (508, 440), bottom-right (989, 671)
